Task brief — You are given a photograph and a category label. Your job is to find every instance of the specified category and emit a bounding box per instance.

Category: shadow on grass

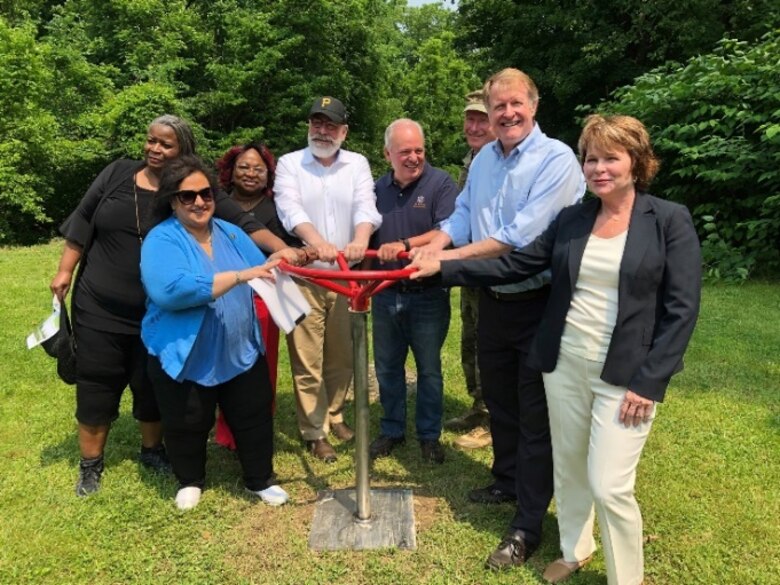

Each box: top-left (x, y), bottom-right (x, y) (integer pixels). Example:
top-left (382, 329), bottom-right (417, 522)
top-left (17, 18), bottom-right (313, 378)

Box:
top-left (38, 412), bottom-right (179, 497)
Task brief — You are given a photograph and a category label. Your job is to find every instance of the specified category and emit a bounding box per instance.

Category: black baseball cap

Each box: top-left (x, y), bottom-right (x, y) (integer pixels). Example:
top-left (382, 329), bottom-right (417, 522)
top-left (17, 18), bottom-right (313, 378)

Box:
top-left (309, 96), bottom-right (347, 124)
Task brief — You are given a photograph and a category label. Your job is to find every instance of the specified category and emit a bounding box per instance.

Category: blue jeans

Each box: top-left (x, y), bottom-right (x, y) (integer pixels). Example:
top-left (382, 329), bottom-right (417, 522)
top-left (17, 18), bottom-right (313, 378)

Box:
top-left (371, 287), bottom-right (451, 441)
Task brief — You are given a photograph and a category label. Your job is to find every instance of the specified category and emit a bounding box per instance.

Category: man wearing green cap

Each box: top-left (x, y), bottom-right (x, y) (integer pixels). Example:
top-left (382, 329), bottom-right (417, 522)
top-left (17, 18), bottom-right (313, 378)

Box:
top-left (444, 90), bottom-right (496, 450)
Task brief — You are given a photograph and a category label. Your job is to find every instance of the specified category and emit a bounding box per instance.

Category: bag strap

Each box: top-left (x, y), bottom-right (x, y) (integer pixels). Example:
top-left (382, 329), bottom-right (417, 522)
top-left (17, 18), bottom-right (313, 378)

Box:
top-left (72, 161), bottom-right (140, 294)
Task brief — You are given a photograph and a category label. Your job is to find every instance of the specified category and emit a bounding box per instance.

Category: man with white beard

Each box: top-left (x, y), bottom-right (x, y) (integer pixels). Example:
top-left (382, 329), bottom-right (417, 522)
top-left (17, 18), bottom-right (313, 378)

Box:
top-left (275, 96), bottom-right (382, 463)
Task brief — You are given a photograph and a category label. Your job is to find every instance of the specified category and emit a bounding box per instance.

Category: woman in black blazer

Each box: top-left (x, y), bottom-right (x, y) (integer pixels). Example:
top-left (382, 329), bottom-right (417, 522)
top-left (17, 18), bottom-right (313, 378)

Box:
top-left (411, 115), bottom-right (701, 585)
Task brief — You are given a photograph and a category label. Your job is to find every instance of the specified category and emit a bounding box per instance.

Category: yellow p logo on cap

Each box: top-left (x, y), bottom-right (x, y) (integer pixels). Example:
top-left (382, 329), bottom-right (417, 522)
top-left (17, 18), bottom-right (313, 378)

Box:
top-left (322, 98), bottom-right (331, 107)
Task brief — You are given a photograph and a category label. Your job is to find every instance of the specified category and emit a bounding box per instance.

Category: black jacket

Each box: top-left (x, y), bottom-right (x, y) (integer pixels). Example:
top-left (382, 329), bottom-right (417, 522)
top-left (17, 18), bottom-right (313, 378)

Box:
top-left (441, 193), bottom-right (702, 402)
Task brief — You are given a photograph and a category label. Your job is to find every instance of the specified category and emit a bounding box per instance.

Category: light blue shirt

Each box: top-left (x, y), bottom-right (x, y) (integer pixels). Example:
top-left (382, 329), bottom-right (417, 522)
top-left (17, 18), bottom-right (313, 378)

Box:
top-left (441, 123), bottom-right (585, 292)
top-left (177, 225), bottom-right (262, 385)
top-left (141, 217), bottom-right (267, 384)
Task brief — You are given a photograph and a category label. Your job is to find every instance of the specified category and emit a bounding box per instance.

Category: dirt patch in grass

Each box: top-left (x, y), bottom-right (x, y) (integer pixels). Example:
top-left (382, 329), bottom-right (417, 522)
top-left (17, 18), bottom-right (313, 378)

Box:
top-left (223, 499), bottom-right (315, 576)
top-left (413, 494), bottom-right (441, 533)
top-left (222, 489), bottom-right (448, 583)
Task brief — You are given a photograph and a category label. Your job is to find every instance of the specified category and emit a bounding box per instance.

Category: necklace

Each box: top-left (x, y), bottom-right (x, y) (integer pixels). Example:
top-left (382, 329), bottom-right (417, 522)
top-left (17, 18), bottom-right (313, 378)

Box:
top-left (233, 193), bottom-right (264, 212)
top-left (196, 232), bottom-right (213, 245)
top-left (133, 172), bottom-right (144, 244)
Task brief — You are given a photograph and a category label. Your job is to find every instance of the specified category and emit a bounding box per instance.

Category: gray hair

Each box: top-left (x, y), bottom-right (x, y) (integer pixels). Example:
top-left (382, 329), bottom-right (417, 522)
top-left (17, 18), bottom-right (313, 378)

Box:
top-left (149, 114), bottom-right (197, 156)
top-left (384, 118), bottom-right (425, 150)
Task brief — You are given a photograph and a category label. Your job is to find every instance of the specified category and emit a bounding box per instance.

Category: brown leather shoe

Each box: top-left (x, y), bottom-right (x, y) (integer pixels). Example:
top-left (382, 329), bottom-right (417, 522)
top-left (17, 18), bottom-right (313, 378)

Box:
top-left (306, 438), bottom-right (337, 463)
top-left (453, 426), bottom-right (492, 450)
top-left (542, 556), bottom-right (592, 583)
top-left (330, 422), bottom-right (354, 442)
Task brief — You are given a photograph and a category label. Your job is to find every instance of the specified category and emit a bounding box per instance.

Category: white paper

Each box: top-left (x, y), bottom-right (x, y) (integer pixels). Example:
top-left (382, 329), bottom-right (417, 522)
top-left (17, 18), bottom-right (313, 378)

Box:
top-left (27, 296), bottom-right (61, 349)
top-left (247, 269), bottom-right (311, 334)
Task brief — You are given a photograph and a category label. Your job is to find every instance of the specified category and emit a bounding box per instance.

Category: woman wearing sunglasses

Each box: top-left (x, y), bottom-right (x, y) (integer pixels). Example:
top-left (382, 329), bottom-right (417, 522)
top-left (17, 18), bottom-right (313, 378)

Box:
top-left (140, 155), bottom-right (288, 510)
top-left (50, 115), bottom-right (300, 498)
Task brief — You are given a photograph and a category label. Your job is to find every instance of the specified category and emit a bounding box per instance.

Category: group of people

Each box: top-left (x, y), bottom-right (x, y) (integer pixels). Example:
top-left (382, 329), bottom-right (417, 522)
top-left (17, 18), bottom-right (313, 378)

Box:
top-left (49, 66), bottom-right (701, 585)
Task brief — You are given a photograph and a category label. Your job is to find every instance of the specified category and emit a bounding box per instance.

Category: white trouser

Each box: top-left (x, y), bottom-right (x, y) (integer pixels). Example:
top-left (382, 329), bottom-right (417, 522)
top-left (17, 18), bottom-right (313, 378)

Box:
top-left (544, 347), bottom-right (655, 585)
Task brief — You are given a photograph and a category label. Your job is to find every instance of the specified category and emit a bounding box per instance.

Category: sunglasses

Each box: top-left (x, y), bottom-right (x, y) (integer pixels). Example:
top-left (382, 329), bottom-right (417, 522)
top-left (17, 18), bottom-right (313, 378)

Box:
top-left (175, 187), bottom-right (214, 205)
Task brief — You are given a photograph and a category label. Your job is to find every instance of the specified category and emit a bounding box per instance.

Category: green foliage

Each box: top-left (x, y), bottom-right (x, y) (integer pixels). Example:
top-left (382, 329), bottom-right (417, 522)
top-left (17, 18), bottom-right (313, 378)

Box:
top-left (5, 0), bottom-right (777, 279)
top-left (0, 19), bottom-right (60, 243)
top-left (1, 0), bottom-right (480, 243)
top-left (457, 0), bottom-right (780, 144)
top-left (400, 27), bottom-right (480, 173)
top-left (597, 31), bottom-right (780, 280)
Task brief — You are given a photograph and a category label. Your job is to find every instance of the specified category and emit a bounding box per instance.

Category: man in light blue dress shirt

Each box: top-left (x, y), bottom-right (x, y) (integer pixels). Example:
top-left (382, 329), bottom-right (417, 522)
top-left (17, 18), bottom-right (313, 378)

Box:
top-left (413, 68), bottom-right (585, 569)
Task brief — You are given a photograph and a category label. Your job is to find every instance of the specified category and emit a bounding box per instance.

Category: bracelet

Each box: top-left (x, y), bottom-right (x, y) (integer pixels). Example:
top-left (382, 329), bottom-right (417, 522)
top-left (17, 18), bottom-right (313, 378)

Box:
top-left (400, 238), bottom-right (411, 252)
top-left (235, 271), bottom-right (242, 285)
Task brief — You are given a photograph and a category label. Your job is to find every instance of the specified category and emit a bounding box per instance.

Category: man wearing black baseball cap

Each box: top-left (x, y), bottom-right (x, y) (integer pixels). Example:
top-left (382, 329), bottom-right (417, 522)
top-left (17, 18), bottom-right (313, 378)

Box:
top-left (308, 96), bottom-right (348, 125)
top-left (275, 96), bottom-right (381, 463)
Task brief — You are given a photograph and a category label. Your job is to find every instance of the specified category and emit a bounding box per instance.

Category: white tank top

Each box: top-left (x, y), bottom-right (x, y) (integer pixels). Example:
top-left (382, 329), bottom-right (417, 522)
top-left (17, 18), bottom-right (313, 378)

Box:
top-left (560, 230), bottom-right (628, 362)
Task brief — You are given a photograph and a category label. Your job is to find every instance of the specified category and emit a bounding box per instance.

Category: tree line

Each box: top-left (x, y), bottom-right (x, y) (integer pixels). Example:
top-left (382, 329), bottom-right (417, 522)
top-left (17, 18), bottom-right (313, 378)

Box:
top-left (2, 0), bottom-right (778, 278)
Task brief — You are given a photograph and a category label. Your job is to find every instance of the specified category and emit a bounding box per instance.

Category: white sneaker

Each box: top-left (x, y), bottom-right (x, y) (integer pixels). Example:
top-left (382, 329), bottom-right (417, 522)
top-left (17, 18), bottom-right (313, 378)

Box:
top-left (248, 484), bottom-right (289, 506)
top-left (175, 486), bottom-right (202, 510)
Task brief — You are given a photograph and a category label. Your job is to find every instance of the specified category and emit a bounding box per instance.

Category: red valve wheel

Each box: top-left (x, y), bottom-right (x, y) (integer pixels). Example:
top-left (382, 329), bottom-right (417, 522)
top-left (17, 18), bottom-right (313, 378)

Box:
top-left (278, 250), bottom-right (416, 311)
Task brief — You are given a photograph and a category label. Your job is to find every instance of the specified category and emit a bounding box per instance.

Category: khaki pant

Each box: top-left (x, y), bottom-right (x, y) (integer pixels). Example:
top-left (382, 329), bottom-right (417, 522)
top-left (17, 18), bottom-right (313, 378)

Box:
top-left (286, 280), bottom-right (353, 441)
top-left (543, 347), bottom-right (655, 585)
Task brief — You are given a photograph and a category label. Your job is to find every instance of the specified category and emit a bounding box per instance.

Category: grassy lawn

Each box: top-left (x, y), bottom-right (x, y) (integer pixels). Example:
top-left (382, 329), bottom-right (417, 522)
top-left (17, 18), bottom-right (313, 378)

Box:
top-left (1, 240), bottom-right (778, 585)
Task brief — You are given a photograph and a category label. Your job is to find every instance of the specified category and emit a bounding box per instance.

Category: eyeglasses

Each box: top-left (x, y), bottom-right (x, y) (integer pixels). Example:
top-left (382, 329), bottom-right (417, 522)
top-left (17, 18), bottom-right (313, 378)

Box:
top-left (235, 164), bottom-right (268, 176)
top-left (175, 187), bottom-right (214, 205)
top-left (309, 118), bottom-right (341, 133)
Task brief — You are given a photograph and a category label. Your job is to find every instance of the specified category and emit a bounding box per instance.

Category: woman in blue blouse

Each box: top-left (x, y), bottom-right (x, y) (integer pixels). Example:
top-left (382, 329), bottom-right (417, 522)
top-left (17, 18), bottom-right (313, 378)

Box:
top-left (140, 156), bottom-right (287, 510)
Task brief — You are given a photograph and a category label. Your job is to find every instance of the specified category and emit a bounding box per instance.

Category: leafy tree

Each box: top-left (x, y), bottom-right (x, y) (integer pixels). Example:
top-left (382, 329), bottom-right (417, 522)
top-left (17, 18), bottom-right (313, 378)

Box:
top-left (400, 30), bottom-right (480, 174)
top-left (366, 3), bottom-right (479, 175)
top-left (598, 31), bottom-right (780, 280)
top-left (45, 0), bottom-right (206, 87)
top-left (0, 20), bottom-right (65, 243)
top-left (457, 0), bottom-right (780, 144)
top-left (186, 0), bottom-right (404, 167)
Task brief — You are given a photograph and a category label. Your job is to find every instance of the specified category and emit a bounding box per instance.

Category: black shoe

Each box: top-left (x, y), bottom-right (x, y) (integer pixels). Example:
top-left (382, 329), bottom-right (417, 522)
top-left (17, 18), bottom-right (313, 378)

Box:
top-left (369, 435), bottom-right (405, 460)
top-left (485, 530), bottom-right (535, 570)
top-left (75, 455), bottom-right (104, 497)
top-left (444, 409), bottom-right (490, 432)
top-left (139, 445), bottom-right (173, 473)
top-left (468, 484), bottom-right (516, 504)
top-left (419, 439), bottom-right (445, 464)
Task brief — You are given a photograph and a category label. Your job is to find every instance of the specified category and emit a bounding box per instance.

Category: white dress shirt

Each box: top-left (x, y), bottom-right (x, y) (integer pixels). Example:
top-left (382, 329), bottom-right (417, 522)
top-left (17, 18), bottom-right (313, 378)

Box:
top-left (275, 147), bottom-right (382, 270)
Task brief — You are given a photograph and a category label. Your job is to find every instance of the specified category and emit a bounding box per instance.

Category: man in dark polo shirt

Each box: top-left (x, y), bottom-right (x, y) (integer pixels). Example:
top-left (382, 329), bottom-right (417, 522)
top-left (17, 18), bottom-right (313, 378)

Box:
top-left (368, 118), bottom-right (458, 464)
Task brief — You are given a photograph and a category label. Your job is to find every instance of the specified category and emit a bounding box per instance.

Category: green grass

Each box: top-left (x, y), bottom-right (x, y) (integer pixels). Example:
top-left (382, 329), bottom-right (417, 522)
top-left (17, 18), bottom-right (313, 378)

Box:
top-left (1, 240), bottom-right (778, 584)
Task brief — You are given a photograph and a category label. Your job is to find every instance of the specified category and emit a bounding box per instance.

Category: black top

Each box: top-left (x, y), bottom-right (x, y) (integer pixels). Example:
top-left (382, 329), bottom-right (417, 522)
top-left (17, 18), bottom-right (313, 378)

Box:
top-left (238, 194), bottom-right (302, 248)
top-left (369, 163), bottom-right (458, 271)
top-left (60, 159), bottom-right (268, 334)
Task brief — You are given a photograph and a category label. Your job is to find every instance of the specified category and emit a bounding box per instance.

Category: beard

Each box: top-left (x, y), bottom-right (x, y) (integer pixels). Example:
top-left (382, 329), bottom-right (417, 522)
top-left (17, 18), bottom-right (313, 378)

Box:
top-left (308, 133), bottom-right (343, 160)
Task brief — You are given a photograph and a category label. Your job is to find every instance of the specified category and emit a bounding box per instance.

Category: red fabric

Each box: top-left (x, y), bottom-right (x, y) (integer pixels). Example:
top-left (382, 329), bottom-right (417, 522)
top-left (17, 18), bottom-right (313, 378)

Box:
top-left (214, 295), bottom-right (279, 450)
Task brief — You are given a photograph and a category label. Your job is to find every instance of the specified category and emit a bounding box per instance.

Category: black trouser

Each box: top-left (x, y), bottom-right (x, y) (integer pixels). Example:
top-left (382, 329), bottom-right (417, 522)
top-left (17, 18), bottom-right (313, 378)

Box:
top-left (148, 355), bottom-right (275, 491)
top-left (477, 289), bottom-right (553, 548)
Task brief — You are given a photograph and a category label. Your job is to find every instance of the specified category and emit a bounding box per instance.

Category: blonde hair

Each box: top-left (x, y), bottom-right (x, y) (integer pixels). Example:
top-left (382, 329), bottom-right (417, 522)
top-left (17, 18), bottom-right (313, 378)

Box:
top-left (483, 68), bottom-right (539, 106)
top-left (578, 114), bottom-right (660, 191)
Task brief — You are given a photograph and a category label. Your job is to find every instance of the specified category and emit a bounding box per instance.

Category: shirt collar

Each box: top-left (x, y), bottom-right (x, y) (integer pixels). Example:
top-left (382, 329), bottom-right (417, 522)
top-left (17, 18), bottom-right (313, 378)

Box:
top-left (302, 147), bottom-right (344, 168)
top-left (390, 162), bottom-right (429, 191)
top-left (490, 123), bottom-right (543, 159)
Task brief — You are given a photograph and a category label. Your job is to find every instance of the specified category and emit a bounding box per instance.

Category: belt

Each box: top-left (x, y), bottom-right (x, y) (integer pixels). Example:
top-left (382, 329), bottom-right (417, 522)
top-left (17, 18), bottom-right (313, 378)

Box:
top-left (387, 282), bottom-right (430, 294)
top-left (483, 284), bottom-right (550, 302)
